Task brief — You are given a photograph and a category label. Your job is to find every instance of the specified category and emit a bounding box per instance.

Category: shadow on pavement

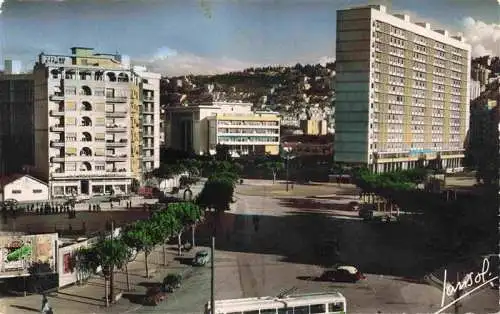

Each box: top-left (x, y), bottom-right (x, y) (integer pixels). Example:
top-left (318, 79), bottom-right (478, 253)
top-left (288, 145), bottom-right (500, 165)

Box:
top-left (174, 256), bottom-right (193, 266)
top-left (137, 282), bottom-right (159, 288)
top-left (9, 305), bottom-right (39, 312)
top-left (296, 275), bottom-right (318, 281)
top-left (122, 292), bottom-right (146, 305)
top-left (56, 291), bottom-right (103, 302)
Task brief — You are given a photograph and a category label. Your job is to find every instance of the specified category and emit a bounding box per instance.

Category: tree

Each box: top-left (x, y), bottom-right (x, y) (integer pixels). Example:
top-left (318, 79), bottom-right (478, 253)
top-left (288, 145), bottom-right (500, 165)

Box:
top-left (215, 144), bottom-right (231, 161)
top-left (257, 161), bottom-right (284, 183)
top-left (151, 208), bottom-right (181, 265)
top-left (196, 176), bottom-right (235, 236)
top-left (122, 220), bottom-right (163, 278)
top-left (78, 238), bottom-right (131, 307)
top-left (168, 202), bottom-right (204, 254)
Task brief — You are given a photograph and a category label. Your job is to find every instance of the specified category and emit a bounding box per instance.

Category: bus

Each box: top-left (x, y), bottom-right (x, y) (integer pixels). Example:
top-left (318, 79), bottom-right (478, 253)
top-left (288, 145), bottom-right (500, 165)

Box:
top-left (205, 292), bottom-right (347, 314)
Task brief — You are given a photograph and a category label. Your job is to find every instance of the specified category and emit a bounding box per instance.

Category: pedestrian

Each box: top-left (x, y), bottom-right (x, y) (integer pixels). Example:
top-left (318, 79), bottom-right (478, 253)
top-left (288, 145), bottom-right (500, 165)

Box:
top-left (88, 204), bottom-right (92, 212)
top-left (110, 202), bottom-right (113, 209)
top-left (41, 293), bottom-right (53, 314)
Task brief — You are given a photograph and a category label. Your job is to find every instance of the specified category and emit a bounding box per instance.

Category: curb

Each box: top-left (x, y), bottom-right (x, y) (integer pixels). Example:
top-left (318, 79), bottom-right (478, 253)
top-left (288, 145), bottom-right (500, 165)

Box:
top-left (425, 273), bottom-right (444, 290)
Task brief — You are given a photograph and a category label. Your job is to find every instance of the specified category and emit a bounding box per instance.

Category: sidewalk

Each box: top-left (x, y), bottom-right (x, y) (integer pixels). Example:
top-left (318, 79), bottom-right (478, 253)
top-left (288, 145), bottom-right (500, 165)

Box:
top-left (0, 244), bottom-right (204, 314)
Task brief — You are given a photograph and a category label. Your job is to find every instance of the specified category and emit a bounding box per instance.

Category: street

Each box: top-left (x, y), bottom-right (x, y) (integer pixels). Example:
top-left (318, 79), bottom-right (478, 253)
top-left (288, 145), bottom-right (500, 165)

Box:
top-left (1, 180), bottom-right (496, 314)
top-left (138, 182), bottom-right (488, 314)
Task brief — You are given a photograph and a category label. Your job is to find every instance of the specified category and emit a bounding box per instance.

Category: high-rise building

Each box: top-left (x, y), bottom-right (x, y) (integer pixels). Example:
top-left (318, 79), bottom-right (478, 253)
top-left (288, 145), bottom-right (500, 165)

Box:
top-left (0, 71), bottom-right (34, 175)
top-left (334, 5), bottom-right (471, 172)
top-left (32, 47), bottom-right (160, 198)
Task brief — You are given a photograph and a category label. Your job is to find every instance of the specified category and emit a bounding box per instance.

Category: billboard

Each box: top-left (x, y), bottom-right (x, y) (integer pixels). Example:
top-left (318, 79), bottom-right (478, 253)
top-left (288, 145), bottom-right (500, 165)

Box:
top-left (0, 233), bottom-right (57, 278)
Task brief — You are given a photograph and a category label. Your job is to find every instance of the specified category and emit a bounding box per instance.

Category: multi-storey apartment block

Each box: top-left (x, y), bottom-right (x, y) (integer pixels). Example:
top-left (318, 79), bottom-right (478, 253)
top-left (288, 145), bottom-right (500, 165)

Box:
top-left (0, 63), bottom-right (34, 176)
top-left (334, 5), bottom-right (471, 173)
top-left (165, 102), bottom-right (280, 156)
top-left (32, 47), bottom-right (160, 197)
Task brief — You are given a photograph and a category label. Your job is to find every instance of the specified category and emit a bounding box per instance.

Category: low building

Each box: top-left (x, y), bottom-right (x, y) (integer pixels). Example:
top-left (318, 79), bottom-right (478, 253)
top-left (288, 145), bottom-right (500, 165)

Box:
top-left (281, 134), bottom-right (334, 156)
top-left (165, 101), bottom-right (280, 156)
top-left (0, 174), bottom-right (48, 203)
top-left (300, 119), bottom-right (328, 135)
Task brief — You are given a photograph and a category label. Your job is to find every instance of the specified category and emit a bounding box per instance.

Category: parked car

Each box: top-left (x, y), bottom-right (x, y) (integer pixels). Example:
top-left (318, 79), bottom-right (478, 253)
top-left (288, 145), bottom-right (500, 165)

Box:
top-left (162, 273), bottom-right (182, 292)
top-left (319, 265), bottom-right (365, 283)
top-left (144, 286), bottom-right (168, 306)
top-left (359, 204), bottom-right (376, 220)
top-left (192, 250), bottom-right (210, 266)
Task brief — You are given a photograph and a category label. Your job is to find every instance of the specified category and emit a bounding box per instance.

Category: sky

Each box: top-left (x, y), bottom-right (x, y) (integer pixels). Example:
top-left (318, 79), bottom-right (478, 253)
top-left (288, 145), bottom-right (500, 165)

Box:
top-left (0, 0), bottom-right (499, 76)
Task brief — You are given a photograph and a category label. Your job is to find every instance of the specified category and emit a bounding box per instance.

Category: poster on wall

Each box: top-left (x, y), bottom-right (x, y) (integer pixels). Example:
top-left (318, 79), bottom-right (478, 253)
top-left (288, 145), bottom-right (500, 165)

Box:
top-left (0, 233), bottom-right (57, 278)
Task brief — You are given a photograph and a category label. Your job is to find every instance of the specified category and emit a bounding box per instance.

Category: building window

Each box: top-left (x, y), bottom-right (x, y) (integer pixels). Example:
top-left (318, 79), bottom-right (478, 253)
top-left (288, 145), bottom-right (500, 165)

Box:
top-left (12, 190), bottom-right (21, 194)
top-left (32, 189), bottom-right (43, 194)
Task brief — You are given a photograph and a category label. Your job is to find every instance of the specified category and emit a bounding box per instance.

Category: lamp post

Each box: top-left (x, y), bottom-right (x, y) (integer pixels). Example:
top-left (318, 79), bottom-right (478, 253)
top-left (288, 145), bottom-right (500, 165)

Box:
top-left (283, 147), bottom-right (295, 192)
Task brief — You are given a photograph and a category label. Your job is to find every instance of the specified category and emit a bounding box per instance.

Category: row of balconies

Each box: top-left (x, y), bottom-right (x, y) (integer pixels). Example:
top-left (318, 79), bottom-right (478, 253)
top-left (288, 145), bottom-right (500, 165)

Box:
top-left (50, 154), bottom-right (128, 162)
top-left (50, 140), bottom-right (128, 148)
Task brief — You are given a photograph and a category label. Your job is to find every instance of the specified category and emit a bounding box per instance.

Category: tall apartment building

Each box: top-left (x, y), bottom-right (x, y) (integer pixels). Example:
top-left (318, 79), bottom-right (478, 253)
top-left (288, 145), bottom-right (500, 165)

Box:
top-left (32, 47), bottom-right (160, 197)
top-left (334, 5), bottom-right (471, 172)
top-left (0, 65), bottom-right (34, 176)
top-left (165, 102), bottom-right (280, 156)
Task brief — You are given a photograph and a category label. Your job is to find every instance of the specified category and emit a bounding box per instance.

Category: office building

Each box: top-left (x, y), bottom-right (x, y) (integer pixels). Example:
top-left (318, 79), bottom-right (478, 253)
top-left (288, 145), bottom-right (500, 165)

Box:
top-left (334, 5), bottom-right (471, 172)
top-left (32, 47), bottom-right (160, 197)
top-left (165, 101), bottom-right (280, 156)
top-left (0, 67), bottom-right (34, 176)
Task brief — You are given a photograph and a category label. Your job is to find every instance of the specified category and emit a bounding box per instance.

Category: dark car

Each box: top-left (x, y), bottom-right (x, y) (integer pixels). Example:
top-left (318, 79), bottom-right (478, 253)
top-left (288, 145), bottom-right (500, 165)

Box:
top-left (144, 286), bottom-right (168, 306)
top-left (319, 265), bottom-right (365, 283)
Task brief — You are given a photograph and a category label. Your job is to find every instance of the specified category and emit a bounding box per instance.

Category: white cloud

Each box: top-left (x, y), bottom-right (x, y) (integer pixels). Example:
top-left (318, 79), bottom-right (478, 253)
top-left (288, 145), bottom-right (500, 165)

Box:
top-left (462, 17), bottom-right (500, 57)
top-left (134, 47), bottom-right (260, 76)
top-left (0, 0), bottom-right (4, 14)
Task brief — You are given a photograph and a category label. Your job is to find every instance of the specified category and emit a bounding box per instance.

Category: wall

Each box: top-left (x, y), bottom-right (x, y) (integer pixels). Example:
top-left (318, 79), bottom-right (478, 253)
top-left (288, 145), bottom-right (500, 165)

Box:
top-left (57, 239), bottom-right (91, 287)
top-left (0, 233), bottom-right (57, 278)
top-left (3, 176), bottom-right (48, 202)
top-left (33, 67), bottom-right (50, 181)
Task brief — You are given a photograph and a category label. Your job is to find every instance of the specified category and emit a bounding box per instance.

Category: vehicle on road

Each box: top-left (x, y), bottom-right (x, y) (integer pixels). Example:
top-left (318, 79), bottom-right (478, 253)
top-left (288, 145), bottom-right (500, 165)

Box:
top-left (163, 273), bottom-right (182, 292)
top-left (358, 204), bottom-right (375, 220)
top-left (192, 250), bottom-right (210, 266)
top-left (205, 292), bottom-right (347, 314)
top-left (144, 285), bottom-right (168, 306)
top-left (319, 265), bottom-right (365, 283)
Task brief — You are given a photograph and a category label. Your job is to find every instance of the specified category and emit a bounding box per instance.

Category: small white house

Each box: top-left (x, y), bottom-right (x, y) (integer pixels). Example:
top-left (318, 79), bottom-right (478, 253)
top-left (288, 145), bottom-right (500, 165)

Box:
top-left (0, 174), bottom-right (49, 203)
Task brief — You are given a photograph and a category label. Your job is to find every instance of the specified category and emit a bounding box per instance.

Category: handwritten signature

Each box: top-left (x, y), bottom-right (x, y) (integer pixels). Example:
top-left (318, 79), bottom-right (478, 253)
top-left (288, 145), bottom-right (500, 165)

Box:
top-left (435, 257), bottom-right (498, 314)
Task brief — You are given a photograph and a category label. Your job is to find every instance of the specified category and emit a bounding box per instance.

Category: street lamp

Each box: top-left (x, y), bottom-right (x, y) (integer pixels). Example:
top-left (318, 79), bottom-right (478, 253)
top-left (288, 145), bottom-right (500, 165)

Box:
top-left (282, 147), bottom-right (295, 192)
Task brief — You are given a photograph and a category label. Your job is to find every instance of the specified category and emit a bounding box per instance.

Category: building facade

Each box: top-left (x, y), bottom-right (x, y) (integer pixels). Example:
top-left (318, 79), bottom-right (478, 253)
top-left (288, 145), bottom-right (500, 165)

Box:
top-left (32, 47), bottom-right (160, 198)
top-left (165, 102), bottom-right (280, 156)
top-left (0, 70), bottom-right (34, 176)
top-left (334, 5), bottom-right (471, 172)
top-left (0, 174), bottom-right (49, 202)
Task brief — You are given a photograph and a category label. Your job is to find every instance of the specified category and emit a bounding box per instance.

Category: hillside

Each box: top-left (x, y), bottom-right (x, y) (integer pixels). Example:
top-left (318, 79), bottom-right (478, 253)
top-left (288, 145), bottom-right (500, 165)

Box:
top-left (160, 63), bottom-right (336, 126)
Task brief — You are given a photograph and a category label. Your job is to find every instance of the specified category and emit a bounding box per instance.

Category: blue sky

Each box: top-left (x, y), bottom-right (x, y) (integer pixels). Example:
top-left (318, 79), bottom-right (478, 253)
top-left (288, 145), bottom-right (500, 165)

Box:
top-left (0, 0), bottom-right (499, 75)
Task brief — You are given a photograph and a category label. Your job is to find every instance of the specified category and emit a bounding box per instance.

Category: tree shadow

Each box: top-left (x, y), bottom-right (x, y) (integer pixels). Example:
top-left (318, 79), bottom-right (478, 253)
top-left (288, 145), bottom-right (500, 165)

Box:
top-left (137, 281), bottom-right (160, 289)
top-left (174, 256), bottom-right (193, 266)
top-left (9, 305), bottom-right (39, 312)
top-left (122, 292), bottom-right (146, 305)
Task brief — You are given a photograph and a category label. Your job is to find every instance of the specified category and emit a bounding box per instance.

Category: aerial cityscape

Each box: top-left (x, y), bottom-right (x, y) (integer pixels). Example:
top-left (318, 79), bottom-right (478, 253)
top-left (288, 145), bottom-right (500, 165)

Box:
top-left (0, 0), bottom-right (498, 313)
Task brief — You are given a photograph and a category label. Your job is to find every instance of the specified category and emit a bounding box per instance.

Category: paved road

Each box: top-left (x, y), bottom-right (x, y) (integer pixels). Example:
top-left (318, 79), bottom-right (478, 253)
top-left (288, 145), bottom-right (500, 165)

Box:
top-left (136, 190), bottom-right (458, 314)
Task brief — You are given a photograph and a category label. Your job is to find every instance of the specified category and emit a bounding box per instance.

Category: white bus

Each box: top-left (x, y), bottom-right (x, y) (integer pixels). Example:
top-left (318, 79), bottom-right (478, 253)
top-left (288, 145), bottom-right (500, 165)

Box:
top-left (205, 292), bottom-right (347, 314)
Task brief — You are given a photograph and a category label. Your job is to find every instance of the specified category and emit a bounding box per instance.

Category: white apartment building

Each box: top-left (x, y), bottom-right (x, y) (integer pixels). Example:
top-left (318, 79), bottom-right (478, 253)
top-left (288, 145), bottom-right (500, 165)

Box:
top-left (33, 47), bottom-right (160, 198)
top-left (334, 5), bottom-right (471, 172)
top-left (165, 102), bottom-right (280, 156)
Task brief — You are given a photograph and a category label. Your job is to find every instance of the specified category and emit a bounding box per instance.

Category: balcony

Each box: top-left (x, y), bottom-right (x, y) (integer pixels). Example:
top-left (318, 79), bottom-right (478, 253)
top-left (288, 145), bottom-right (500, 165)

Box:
top-left (106, 96), bottom-right (127, 103)
top-left (50, 93), bottom-right (64, 101)
top-left (106, 111), bottom-right (127, 118)
top-left (106, 125), bottom-right (127, 133)
top-left (106, 139), bottom-right (128, 147)
top-left (50, 125), bottom-right (65, 132)
top-left (143, 96), bottom-right (154, 102)
top-left (106, 154), bottom-right (128, 161)
top-left (142, 155), bottom-right (154, 161)
top-left (50, 110), bottom-right (64, 117)
top-left (50, 140), bottom-right (65, 148)
top-left (143, 133), bottom-right (154, 138)
top-left (142, 108), bottom-right (154, 114)
top-left (142, 120), bottom-right (154, 126)
top-left (50, 156), bottom-right (64, 163)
